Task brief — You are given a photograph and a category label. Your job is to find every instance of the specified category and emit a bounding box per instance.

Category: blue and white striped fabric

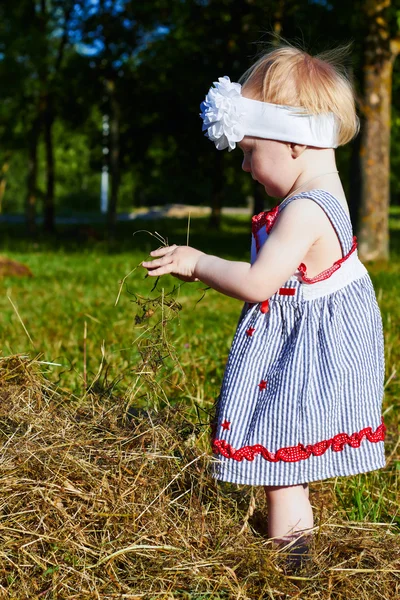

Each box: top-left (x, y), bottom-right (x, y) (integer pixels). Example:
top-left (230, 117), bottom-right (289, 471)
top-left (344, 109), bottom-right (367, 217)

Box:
top-left (212, 190), bottom-right (386, 486)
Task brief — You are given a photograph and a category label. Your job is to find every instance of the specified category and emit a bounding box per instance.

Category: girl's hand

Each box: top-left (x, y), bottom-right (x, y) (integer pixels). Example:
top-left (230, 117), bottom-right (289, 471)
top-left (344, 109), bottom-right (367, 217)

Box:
top-left (142, 245), bottom-right (205, 282)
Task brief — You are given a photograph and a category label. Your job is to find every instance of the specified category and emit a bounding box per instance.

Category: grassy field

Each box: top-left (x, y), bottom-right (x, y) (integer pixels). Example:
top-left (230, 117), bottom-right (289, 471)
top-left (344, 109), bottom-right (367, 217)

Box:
top-left (0, 215), bottom-right (399, 599)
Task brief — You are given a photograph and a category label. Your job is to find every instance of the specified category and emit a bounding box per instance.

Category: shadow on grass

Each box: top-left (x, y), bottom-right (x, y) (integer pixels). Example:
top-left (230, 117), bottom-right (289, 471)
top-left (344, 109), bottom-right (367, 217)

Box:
top-left (389, 227), bottom-right (400, 258)
top-left (0, 216), bottom-right (252, 260)
top-left (2, 215), bottom-right (400, 262)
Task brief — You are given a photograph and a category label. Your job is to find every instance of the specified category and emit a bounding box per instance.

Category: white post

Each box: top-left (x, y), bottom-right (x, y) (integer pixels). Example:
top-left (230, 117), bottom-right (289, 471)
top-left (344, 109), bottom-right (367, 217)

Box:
top-left (101, 114), bottom-right (109, 214)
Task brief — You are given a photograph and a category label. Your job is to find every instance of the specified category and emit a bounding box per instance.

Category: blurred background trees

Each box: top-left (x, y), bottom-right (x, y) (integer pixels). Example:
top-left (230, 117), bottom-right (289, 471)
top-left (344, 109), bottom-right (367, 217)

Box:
top-left (0, 0), bottom-right (399, 258)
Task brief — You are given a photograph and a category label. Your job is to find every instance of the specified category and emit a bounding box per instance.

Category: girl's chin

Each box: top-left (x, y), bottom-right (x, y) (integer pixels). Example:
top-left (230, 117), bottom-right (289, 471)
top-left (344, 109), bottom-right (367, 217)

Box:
top-left (264, 183), bottom-right (287, 198)
top-left (263, 184), bottom-right (277, 196)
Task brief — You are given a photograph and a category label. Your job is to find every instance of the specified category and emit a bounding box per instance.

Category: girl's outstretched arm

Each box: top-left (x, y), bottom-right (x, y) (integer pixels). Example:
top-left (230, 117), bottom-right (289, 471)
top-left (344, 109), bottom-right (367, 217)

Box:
top-left (142, 198), bottom-right (327, 302)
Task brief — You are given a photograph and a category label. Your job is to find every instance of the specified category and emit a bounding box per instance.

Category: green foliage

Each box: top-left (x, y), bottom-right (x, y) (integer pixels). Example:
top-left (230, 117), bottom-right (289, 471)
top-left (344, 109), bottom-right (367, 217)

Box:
top-left (1, 0), bottom-right (400, 225)
top-left (335, 473), bottom-right (391, 522)
top-left (2, 152), bottom-right (28, 213)
top-left (2, 122), bottom-right (102, 213)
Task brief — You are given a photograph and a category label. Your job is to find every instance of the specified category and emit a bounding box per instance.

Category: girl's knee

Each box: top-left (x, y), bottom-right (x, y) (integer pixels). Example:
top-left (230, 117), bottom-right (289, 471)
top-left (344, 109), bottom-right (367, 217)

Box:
top-left (264, 483), bottom-right (309, 501)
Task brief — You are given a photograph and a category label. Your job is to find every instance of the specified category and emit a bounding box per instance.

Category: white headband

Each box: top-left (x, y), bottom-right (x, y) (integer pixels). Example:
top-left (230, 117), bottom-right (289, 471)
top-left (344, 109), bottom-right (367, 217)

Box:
top-left (200, 76), bottom-right (338, 151)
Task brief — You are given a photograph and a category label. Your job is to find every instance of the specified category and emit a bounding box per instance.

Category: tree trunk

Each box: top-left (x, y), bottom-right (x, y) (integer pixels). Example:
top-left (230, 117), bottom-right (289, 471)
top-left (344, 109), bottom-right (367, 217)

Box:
top-left (43, 93), bottom-right (55, 233)
top-left (26, 117), bottom-right (41, 235)
top-left (37, 0), bottom-right (71, 234)
top-left (349, 131), bottom-right (361, 232)
top-left (0, 158), bottom-right (10, 214)
top-left (358, 0), bottom-right (398, 261)
top-left (107, 83), bottom-right (120, 240)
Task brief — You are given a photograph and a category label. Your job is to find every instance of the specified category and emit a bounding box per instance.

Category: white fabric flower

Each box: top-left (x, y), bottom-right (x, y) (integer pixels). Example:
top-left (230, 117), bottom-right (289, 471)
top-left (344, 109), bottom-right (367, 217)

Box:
top-left (200, 76), bottom-right (245, 151)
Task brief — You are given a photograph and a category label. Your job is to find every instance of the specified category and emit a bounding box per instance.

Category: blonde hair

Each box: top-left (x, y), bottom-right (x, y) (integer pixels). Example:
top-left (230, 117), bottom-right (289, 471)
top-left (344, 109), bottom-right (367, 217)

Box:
top-left (239, 44), bottom-right (359, 146)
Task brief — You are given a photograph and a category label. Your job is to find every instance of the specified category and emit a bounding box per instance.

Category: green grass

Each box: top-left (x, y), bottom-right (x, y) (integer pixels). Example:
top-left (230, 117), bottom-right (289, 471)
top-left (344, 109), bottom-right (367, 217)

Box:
top-left (0, 213), bottom-right (399, 432)
top-left (0, 217), bottom-right (251, 398)
top-left (0, 215), bottom-right (399, 404)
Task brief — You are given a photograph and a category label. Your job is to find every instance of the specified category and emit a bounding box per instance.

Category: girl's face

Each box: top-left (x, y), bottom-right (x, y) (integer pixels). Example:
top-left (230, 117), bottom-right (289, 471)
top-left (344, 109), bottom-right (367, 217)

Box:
top-left (239, 136), bottom-right (298, 198)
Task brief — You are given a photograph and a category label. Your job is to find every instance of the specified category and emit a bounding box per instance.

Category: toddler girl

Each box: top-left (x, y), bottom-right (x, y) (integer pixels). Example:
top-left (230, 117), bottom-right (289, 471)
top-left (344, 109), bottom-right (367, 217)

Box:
top-left (142, 45), bottom-right (386, 563)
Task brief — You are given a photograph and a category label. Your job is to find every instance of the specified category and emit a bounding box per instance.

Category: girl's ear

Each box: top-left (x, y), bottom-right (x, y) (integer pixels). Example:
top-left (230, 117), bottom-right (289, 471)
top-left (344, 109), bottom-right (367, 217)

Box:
top-left (289, 143), bottom-right (307, 158)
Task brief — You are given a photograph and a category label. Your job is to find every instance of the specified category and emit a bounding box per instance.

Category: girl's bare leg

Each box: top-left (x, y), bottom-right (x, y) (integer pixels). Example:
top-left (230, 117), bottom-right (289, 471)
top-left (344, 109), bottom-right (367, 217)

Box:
top-left (264, 483), bottom-right (313, 570)
top-left (264, 483), bottom-right (313, 539)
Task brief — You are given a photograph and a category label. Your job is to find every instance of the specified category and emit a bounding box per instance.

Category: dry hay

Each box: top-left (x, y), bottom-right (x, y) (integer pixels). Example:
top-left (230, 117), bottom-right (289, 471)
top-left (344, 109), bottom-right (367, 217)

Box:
top-left (0, 356), bottom-right (399, 600)
top-left (0, 257), bottom-right (32, 278)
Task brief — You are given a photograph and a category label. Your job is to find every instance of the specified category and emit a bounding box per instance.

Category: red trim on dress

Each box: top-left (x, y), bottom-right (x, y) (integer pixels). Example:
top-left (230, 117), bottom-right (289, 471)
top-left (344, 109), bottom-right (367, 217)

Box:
top-left (212, 419), bottom-right (385, 463)
top-left (279, 288), bottom-right (296, 296)
top-left (298, 236), bottom-right (358, 284)
top-left (252, 206), bottom-right (279, 253)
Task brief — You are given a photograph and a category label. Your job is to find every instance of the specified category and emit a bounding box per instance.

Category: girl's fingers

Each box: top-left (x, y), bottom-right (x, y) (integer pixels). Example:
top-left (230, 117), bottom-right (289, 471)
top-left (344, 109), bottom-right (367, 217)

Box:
top-left (146, 264), bottom-right (174, 277)
top-left (142, 254), bottom-right (174, 269)
top-left (150, 244), bottom-right (178, 257)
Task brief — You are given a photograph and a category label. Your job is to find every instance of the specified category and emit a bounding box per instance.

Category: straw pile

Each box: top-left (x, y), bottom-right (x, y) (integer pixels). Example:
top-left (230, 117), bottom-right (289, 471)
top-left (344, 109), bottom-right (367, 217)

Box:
top-left (0, 355), bottom-right (399, 599)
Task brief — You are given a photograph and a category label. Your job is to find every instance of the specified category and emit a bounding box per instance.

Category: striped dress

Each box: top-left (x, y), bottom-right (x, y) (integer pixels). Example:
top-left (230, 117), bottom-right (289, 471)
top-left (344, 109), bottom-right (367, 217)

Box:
top-left (212, 189), bottom-right (386, 486)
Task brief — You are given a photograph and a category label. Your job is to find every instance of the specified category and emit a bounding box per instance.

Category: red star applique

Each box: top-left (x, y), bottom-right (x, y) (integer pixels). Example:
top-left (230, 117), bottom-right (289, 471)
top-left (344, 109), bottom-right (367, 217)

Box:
top-left (221, 420), bottom-right (230, 431)
top-left (258, 380), bottom-right (267, 390)
top-left (246, 327), bottom-right (256, 337)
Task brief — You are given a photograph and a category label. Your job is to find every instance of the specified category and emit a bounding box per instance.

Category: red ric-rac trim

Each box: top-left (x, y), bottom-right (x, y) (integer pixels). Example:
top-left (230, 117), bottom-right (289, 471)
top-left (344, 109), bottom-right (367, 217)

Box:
top-left (252, 206), bottom-right (279, 253)
top-left (213, 419), bottom-right (386, 463)
top-left (298, 236), bottom-right (358, 284)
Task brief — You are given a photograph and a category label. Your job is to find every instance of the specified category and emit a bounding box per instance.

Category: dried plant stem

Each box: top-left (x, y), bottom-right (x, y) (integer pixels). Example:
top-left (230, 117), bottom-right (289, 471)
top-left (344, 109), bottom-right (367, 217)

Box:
top-left (7, 295), bottom-right (35, 348)
top-left (115, 266), bottom-right (140, 307)
top-left (134, 453), bottom-right (206, 524)
top-left (186, 212), bottom-right (191, 246)
top-left (83, 320), bottom-right (87, 391)
top-left (95, 544), bottom-right (181, 567)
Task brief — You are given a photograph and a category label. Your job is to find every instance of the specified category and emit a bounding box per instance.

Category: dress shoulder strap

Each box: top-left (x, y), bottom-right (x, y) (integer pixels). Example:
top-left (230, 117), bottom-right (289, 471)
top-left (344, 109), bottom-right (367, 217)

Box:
top-left (278, 189), bottom-right (354, 255)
